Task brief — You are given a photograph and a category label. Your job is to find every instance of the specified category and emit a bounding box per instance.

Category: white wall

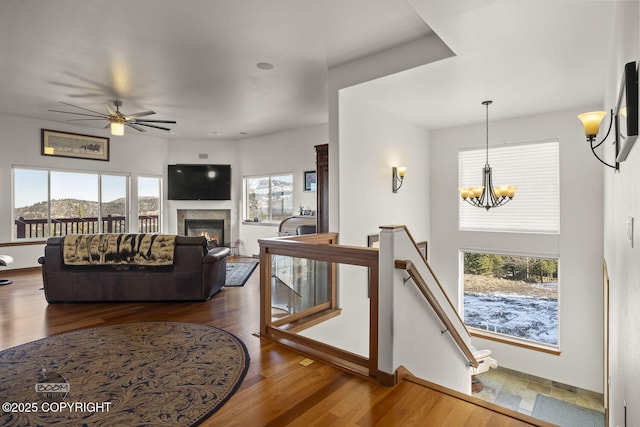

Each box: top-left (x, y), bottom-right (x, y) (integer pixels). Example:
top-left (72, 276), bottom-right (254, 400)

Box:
top-left (237, 124), bottom-right (327, 256)
top-left (299, 90), bottom-right (430, 357)
top-left (0, 113), bottom-right (168, 269)
top-left (430, 108), bottom-right (604, 393)
top-left (378, 227), bottom-right (472, 394)
top-left (603, 2), bottom-right (640, 426)
top-left (338, 92), bottom-right (430, 246)
top-left (328, 34), bottom-right (455, 234)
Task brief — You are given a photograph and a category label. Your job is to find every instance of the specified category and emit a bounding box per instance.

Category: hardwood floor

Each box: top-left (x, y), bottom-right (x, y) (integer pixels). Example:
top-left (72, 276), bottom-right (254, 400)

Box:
top-left (0, 264), bottom-right (548, 426)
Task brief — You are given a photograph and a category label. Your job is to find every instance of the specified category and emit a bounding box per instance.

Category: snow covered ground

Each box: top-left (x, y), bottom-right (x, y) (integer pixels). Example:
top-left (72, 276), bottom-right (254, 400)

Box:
top-left (464, 292), bottom-right (558, 345)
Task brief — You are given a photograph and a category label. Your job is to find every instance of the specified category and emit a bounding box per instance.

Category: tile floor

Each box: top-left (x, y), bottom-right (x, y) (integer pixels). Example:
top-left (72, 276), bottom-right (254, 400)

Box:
top-left (475, 367), bottom-right (605, 419)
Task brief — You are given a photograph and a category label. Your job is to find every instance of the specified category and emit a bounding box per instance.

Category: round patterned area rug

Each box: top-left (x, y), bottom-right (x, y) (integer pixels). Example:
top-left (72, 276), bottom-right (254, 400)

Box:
top-left (0, 322), bottom-right (250, 426)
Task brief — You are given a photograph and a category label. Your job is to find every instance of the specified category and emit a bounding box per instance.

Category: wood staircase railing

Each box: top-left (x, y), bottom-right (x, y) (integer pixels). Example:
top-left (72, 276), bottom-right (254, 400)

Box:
top-left (258, 232), bottom-right (381, 380)
top-left (395, 259), bottom-right (478, 369)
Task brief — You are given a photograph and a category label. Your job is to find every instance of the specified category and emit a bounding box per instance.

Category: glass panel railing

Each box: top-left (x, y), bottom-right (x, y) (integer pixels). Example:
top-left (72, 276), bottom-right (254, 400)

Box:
top-left (259, 232), bottom-right (378, 378)
top-left (298, 263), bottom-right (371, 358)
top-left (271, 255), bottom-right (330, 319)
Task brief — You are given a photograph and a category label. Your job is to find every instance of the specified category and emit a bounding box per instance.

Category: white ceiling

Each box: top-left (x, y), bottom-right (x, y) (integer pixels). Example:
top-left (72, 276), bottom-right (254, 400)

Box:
top-left (353, 0), bottom-right (617, 130)
top-left (0, 0), bottom-right (617, 140)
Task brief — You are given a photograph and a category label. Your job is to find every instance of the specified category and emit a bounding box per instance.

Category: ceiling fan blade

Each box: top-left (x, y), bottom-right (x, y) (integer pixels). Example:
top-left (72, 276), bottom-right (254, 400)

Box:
top-left (136, 123), bottom-right (172, 131)
top-left (125, 123), bottom-right (146, 132)
top-left (65, 118), bottom-right (107, 121)
top-left (68, 93), bottom-right (105, 98)
top-left (48, 109), bottom-right (106, 118)
top-left (104, 103), bottom-right (116, 115)
top-left (127, 110), bottom-right (156, 118)
top-left (133, 119), bottom-right (177, 124)
top-left (59, 102), bottom-right (106, 116)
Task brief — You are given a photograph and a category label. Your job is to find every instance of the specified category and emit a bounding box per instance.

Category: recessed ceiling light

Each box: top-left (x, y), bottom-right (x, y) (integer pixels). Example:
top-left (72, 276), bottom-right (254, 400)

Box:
top-left (256, 62), bottom-right (274, 70)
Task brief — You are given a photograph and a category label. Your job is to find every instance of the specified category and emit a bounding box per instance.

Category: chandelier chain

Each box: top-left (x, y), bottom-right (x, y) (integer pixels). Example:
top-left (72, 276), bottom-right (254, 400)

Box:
top-left (483, 100), bottom-right (492, 165)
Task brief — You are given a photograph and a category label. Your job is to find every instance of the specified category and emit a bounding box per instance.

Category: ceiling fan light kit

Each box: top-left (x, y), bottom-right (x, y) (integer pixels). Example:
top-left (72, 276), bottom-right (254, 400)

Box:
top-left (49, 100), bottom-right (176, 136)
top-left (110, 120), bottom-right (125, 136)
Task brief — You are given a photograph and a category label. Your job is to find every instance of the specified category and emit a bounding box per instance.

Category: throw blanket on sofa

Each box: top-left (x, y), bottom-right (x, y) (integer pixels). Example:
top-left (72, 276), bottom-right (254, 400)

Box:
top-left (62, 234), bottom-right (177, 266)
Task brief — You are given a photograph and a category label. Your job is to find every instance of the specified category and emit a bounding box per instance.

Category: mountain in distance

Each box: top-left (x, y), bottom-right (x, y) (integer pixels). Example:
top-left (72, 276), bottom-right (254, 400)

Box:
top-left (15, 197), bottom-right (159, 219)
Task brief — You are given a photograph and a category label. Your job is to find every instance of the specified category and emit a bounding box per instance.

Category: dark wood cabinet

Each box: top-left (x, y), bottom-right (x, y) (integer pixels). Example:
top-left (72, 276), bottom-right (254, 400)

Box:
top-left (315, 144), bottom-right (329, 233)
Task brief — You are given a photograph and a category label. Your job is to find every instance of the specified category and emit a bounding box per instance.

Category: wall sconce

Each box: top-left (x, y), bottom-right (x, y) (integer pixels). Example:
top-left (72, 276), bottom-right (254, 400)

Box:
top-left (577, 109), bottom-right (619, 170)
top-left (392, 166), bottom-right (406, 193)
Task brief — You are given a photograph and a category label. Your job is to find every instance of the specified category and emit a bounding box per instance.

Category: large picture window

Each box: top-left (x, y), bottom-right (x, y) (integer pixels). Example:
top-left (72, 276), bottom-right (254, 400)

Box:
top-left (138, 176), bottom-right (162, 233)
top-left (461, 250), bottom-right (559, 347)
top-left (101, 174), bottom-right (127, 233)
top-left (459, 139), bottom-right (559, 233)
top-left (13, 167), bottom-right (130, 239)
top-left (244, 174), bottom-right (293, 223)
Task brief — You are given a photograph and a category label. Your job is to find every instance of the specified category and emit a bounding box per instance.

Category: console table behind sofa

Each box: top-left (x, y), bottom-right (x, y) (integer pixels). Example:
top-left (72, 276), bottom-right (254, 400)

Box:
top-left (39, 235), bottom-right (230, 303)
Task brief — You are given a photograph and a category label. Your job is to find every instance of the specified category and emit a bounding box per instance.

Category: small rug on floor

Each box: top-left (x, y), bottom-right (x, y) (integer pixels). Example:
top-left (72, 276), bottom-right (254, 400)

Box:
top-left (225, 261), bottom-right (259, 287)
top-left (0, 321), bottom-right (250, 427)
top-left (494, 391), bottom-right (522, 411)
top-left (532, 394), bottom-right (604, 427)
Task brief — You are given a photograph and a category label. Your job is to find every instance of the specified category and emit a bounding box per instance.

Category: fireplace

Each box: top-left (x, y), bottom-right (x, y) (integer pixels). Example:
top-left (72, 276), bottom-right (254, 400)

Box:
top-left (185, 219), bottom-right (225, 247)
top-left (177, 209), bottom-right (230, 247)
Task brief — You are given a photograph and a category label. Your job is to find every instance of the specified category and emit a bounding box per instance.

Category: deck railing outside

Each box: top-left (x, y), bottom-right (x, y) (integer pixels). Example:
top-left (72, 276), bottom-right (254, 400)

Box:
top-left (15, 215), bottom-right (159, 238)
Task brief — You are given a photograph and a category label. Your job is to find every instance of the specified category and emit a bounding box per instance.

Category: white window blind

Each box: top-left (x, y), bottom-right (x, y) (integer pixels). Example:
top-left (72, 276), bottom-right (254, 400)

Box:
top-left (458, 139), bottom-right (559, 233)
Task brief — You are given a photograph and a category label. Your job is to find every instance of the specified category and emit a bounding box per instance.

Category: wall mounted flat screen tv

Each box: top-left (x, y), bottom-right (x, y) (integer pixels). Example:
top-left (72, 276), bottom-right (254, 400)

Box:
top-left (168, 164), bottom-right (231, 200)
top-left (615, 61), bottom-right (638, 162)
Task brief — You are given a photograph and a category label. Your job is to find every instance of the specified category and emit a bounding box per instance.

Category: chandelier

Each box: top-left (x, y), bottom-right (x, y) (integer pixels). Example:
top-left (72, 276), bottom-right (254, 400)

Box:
top-left (458, 100), bottom-right (516, 210)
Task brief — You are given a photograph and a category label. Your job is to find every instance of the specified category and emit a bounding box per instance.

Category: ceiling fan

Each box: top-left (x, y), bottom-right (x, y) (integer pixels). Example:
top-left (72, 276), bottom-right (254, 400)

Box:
top-left (48, 100), bottom-right (176, 136)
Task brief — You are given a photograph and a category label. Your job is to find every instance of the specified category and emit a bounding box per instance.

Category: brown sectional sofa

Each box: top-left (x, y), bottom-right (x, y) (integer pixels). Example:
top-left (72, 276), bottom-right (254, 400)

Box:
top-left (39, 235), bottom-right (230, 303)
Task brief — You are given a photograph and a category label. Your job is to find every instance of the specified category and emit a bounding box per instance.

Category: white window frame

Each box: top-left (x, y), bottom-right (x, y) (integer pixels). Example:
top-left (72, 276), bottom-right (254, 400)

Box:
top-left (12, 165), bottom-right (131, 240)
top-left (137, 175), bottom-right (163, 233)
top-left (243, 173), bottom-right (294, 224)
top-left (459, 247), bottom-right (561, 353)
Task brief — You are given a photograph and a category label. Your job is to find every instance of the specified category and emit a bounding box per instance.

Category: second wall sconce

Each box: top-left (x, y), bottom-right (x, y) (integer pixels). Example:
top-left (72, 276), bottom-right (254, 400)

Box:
top-left (577, 60), bottom-right (639, 169)
top-left (392, 166), bottom-right (406, 193)
top-left (577, 109), bottom-right (619, 170)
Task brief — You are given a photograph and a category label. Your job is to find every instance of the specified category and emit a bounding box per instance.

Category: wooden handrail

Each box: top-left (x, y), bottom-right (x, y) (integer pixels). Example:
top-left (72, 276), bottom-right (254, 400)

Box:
top-left (395, 259), bottom-right (478, 369)
top-left (381, 225), bottom-right (469, 338)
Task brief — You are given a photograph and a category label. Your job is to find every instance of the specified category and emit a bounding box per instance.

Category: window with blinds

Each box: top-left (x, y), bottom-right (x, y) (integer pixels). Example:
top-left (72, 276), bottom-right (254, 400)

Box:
top-left (458, 139), bottom-right (559, 233)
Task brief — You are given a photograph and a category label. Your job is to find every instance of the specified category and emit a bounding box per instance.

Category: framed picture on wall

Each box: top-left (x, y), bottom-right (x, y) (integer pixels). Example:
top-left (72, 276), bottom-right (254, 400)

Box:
top-left (41, 129), bottom-right (110, 161)
top-left (303, 170), bottom-right (316, 192)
